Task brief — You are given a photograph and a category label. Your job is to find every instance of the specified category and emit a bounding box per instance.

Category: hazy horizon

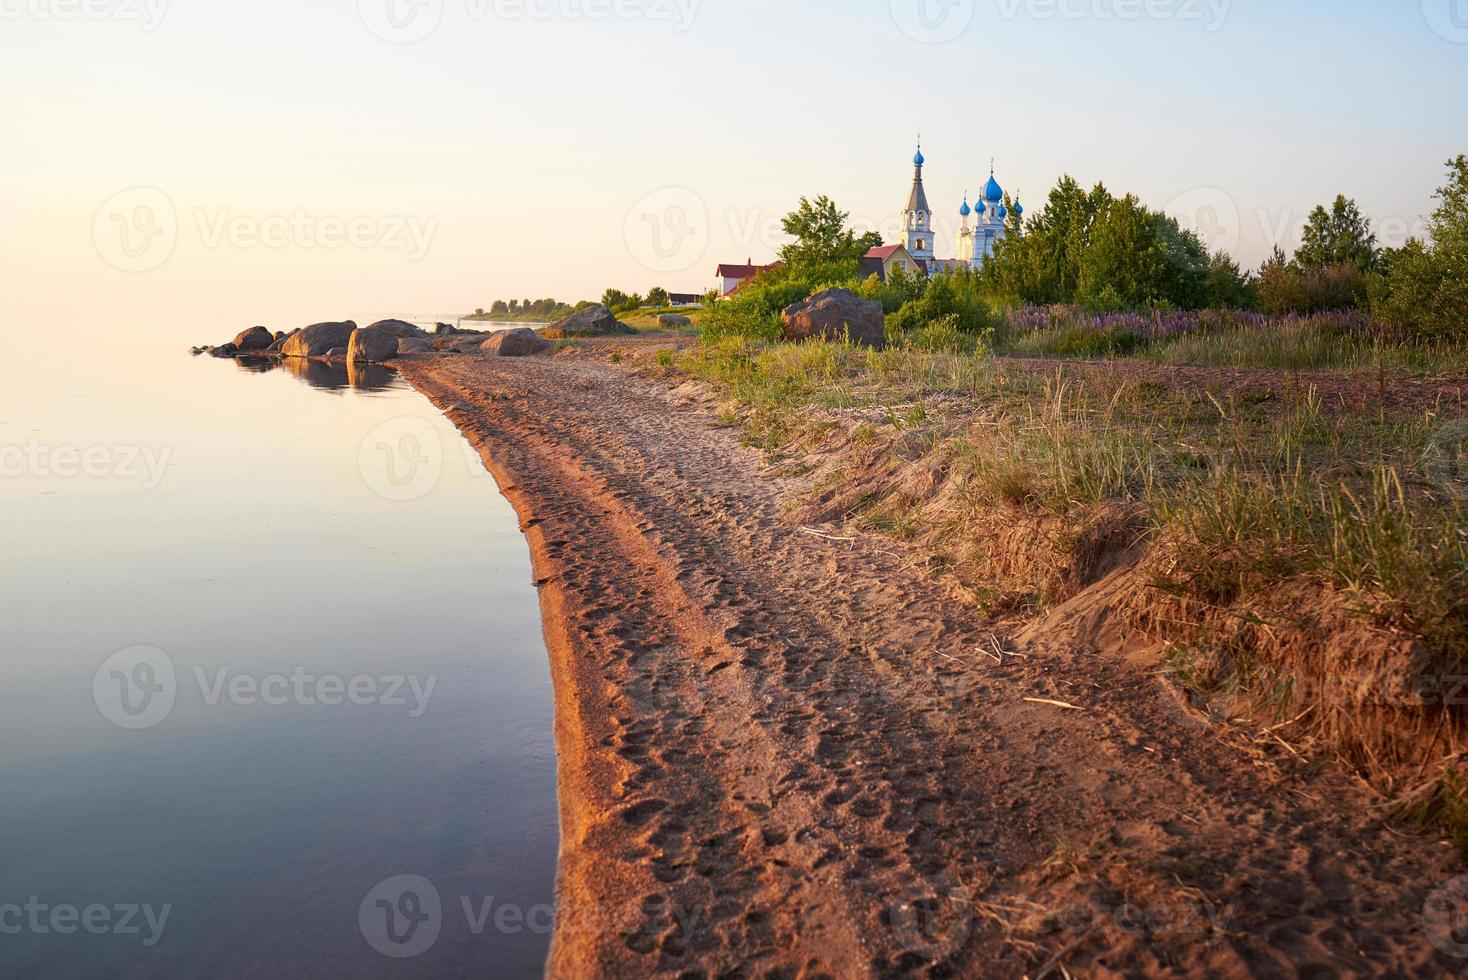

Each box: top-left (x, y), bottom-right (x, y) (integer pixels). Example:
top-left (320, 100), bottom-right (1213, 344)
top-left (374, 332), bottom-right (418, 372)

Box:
top-left (4, 0), bottom-right (1466, 338)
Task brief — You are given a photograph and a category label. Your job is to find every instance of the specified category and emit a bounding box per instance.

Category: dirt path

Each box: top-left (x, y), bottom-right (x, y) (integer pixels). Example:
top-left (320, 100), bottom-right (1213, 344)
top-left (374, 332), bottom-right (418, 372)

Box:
top-left (398, 352), bottom-right (1461, 979)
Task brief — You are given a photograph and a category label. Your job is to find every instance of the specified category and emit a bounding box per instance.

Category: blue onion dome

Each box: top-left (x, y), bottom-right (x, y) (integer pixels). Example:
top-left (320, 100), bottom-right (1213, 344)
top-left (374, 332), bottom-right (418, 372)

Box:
top-left (983, 169), bottom-right (1004, 204)
top-left (914, 146), bottom-right (925, 167)
top-left (975, 197), bottom-right (986, 214)
top-left (1013, 196), bottom-right (1024, 217)
top-left (997, 203), bottom-right (1008, 219)
top-left (959, 196), bottom-right (971, 217)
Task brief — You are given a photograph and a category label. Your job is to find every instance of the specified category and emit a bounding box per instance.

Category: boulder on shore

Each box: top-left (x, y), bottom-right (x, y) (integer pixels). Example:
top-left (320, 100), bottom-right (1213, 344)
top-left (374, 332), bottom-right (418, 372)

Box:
top-left (440, 334), bottom-right (489, 354)
top-left (482, 327), bottom-right (551, 357)
top-left (281, 321), bottom-right (357, 358)
top-left (366, 319), bottom-right (423, 339)
top-left (657, 313), bottom-right (692, 329)
top-left (267, 328), bottom-right (300, 353)
top-left (781, 288), bottom-right (884, 347)
top-left (397, 337), bottom-right (433, 355)
top-left (348, 326), bottom-right (400, 363)
top-left (434, 323), bottom-right (456, 336)
top-left (542, 304), bottom-right (634, 339)
top-left (232, 326), bottom-right (274, 351)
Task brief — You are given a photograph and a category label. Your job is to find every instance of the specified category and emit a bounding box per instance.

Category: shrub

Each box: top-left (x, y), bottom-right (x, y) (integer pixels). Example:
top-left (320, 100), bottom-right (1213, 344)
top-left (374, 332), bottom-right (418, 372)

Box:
top-left (1370, 155), bottom-right (1468, 343)
top-left (1257, 258), bottom-right (1367, 315)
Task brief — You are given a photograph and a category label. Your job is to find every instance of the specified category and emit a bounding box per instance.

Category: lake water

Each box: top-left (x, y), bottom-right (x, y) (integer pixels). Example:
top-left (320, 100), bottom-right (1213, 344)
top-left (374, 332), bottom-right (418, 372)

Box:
top-left (0, 338), bottom-right (558, 978)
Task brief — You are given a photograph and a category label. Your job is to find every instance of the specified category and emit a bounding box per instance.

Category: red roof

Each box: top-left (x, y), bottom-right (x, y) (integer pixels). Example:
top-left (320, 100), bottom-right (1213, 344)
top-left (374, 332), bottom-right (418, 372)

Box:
top-left (716, 262), bottom-right (776, 279)
top-left (864, 245), bottom-right (908, 262)
top-left (721, 261), bottom-right (784, 296)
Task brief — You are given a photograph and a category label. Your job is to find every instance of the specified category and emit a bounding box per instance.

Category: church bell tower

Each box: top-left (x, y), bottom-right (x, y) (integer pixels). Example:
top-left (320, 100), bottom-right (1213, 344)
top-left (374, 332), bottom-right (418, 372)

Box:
top-left (902, 140), bottom-right (935, 268)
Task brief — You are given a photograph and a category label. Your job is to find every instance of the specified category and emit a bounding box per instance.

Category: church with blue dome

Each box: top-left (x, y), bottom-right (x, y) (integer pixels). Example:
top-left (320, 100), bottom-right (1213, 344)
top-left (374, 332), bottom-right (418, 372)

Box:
top-left (900, 142), bottom-right (1021, 273)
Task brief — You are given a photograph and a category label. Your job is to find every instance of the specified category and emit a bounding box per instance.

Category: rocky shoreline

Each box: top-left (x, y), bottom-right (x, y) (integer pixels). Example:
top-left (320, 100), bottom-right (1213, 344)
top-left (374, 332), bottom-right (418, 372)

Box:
top-left (190, 303), bottom-right (642, 365)
top-left (191, 288), bottom-right (895, 368)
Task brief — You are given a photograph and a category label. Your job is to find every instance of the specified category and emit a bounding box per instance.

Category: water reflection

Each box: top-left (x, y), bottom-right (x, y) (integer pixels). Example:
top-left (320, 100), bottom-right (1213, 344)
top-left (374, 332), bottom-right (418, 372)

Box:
top-left (235, 354), bottom-right (400, 391)
top-left (1, 336), bottom-right (556, 978)
top-left (234, 356), bottom-right (277, 374)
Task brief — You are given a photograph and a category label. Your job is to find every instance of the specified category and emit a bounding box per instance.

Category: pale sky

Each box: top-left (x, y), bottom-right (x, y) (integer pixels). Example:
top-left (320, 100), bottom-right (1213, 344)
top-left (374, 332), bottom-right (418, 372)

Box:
top-left (2, 0), bottom-right (1465, 337)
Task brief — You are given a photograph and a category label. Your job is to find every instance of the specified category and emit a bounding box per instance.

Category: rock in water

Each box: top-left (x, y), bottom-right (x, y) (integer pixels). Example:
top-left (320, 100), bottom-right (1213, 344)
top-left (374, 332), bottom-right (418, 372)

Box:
top-left (348, 326), bottom-right (400, 363)
top-left (781, 288), bottom-right (884, 347)
top-left (542, 304), bottom-right (634, 339)
top-left (657, 314), bottom-right (692, 329)
top-left (280, 321), bottom-right (357, 357)
top-left (397, 337), bottom-right (433, 355)
top-left (232, 326), bottom-right (274, 351)
top-left (481, 328), bottom-right (551, 357)
top-left (366, 319), bottom-right (423, 339)
top-left (268, 328), bottom-right (299, 352)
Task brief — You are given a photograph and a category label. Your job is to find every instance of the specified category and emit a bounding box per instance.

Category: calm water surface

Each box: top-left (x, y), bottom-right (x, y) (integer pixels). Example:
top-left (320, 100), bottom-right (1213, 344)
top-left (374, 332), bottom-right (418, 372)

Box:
top-left (0, 337), bottom-right (557, 977)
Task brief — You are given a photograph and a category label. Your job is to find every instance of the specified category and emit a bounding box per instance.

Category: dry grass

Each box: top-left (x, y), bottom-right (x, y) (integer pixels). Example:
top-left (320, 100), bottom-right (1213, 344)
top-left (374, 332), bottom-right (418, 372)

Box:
top-left (676, 335), bottom-right (1468, 845)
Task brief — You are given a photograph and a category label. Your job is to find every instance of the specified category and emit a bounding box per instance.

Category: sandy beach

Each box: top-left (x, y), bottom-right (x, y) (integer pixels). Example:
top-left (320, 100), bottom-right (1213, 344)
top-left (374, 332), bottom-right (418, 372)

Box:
top-left (398, 343), bottom-right (1462, 978)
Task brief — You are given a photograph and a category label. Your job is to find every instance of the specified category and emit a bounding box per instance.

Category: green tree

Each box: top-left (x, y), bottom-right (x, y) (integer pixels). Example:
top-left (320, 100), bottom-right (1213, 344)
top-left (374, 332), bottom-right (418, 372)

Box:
top-left (779, 195), bottom-right (882, 269)
top-left (1296, 195), bottom-right (1377, 271)
top-left (1371, 154), bottom-right (1468, 341)
top-left (1202, 251), bottom-right (1254, 308)
top-left (1074, 194), bottom-right (1175, 311)
top-left (981, 176), bottom-right (1105, 305)
top-left (646, 286), bottom-right (670, 308)
top-left (1001, 193), bottom-right (1023, 237)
